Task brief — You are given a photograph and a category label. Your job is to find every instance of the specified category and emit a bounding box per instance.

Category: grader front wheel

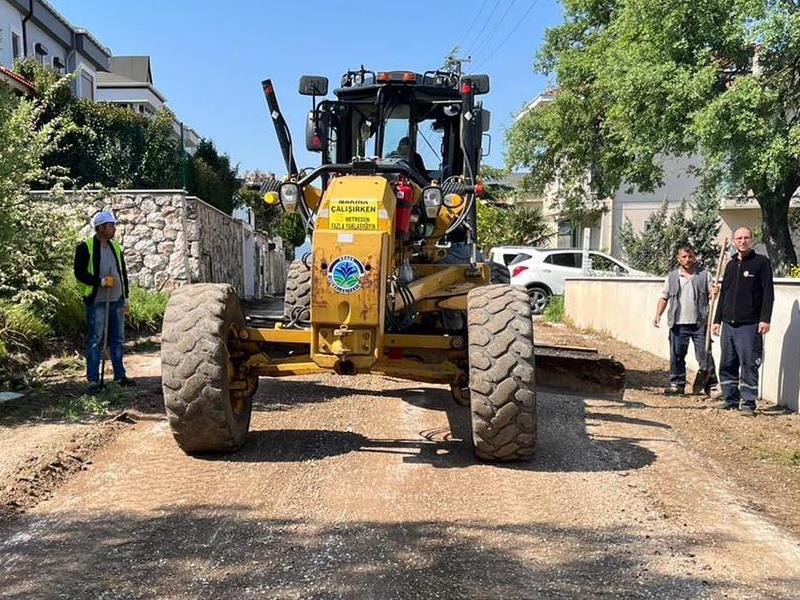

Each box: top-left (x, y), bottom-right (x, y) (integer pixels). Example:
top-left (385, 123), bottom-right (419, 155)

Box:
top-left (467, 284), bottom-right (537, 461)
top-left (161, 283), bottom-right (254, 453)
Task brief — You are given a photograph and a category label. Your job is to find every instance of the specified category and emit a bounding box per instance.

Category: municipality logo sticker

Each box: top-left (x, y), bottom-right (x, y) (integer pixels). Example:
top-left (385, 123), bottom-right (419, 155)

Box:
top-left (328, 255), bottom-right (365, 294)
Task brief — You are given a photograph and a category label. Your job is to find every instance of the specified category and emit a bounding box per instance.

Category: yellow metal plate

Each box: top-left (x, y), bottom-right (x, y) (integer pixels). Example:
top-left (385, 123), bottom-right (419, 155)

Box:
top-left (329, 198), bottom-right (379, 231)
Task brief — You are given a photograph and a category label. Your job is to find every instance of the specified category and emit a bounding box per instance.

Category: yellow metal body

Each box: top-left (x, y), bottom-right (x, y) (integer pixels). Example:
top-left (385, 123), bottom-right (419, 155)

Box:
top-left (239, 174), bottom-right (490, 386)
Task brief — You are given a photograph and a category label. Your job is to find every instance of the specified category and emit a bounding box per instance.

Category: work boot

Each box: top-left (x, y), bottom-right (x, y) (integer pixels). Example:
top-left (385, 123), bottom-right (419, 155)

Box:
top-left (114, 377), bottom-right (136, 387)
top-left (663, 384), bottom-right (684, 396)
top-left (716, 401), bottom-right (738, 411)
top-left (706, 385), bottom-right (723, 400)
top-left (739, 405), bottom-right (756, 417)
top-left (86, 382), bottom-right (102, 395)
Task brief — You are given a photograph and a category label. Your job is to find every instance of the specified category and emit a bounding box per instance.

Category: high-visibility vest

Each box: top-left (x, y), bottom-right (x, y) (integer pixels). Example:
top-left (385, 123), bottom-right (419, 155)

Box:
top-left (78, 236), bottom-right (124, 298)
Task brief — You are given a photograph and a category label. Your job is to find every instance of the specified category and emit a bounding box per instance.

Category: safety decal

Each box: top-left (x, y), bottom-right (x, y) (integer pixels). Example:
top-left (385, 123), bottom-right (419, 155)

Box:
top-left (327, 255), bottom-right (365, 294)
top-left (328, 199), bottom-right (379, 231)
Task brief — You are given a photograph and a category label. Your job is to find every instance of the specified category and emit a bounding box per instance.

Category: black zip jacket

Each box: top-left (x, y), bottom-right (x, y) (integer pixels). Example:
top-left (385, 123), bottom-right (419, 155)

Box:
top-left (73, 235), bottom-right (130, 305)
top-left (713, 250), bottom-right (774, 324)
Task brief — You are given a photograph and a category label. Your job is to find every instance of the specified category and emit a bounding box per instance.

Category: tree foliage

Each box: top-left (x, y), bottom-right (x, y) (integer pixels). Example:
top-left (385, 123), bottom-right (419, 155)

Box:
top-left (0, 81), bottom-right (81, 312)
top-left (477, 202), bottom-right (553, 254)
top-left (506, 0), bottom-right (800, 273)
top-left (619, 195), bottom-right (722, 276)
top-left (188, 139), bottom-right (240, 214)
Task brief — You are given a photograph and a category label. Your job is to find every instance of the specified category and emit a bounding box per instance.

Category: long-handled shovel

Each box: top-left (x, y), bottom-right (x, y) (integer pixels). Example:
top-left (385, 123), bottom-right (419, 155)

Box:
top-left (99, 276), bottom-right (112, 390)
top-left (692, 238), bottom-right (728, 394)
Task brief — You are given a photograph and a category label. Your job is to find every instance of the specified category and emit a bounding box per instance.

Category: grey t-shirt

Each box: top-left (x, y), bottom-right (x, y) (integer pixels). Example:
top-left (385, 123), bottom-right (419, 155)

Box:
top-left (661, 270), bottom-right (712, 325)
top-left (97, 243), bottom-right (123, 303)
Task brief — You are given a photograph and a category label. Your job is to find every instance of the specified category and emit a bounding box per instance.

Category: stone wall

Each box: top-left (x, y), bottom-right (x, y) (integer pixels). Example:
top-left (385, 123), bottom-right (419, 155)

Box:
top-left (30, 190), bottom-right (287, 298)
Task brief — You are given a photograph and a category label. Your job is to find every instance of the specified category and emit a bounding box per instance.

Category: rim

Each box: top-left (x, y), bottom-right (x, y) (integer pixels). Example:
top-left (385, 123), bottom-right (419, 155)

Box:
top-left (528, 288), bottom-right (549, 314)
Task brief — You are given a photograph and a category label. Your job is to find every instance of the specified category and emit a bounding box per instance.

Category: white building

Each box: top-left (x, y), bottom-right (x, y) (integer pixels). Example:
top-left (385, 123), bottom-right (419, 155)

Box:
top-left (0, 0), bottom-right (111, 99)
top-left (0, 0), bottom-right (201, 153)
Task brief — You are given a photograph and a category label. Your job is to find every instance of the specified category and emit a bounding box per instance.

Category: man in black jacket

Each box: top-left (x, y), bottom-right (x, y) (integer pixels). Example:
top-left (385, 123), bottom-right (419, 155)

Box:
top-left (74, 211), bottom-right (134, 392)
top-left (711, 227), bottom-right (774, 415)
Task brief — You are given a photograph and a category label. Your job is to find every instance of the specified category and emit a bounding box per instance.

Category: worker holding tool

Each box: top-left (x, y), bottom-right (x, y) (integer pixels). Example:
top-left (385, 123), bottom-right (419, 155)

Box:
top-left (712, 227), bottom-right (774, 416)
top-left (653, 243), bottom-right (720, 397)
top-left (74, 210), bottom-right (134, 392)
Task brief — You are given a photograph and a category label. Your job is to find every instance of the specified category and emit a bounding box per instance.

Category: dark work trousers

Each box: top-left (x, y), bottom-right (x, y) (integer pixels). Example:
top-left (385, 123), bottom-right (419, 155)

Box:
top-left (719, 322), bottom-right (762, 408)
top-left (669, 323), bottom-right (718, 389)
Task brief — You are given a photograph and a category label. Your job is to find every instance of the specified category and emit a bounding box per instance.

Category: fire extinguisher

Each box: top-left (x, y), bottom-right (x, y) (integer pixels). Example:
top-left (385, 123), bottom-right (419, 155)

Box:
top-left (395, 178), bottom-right (414, 239)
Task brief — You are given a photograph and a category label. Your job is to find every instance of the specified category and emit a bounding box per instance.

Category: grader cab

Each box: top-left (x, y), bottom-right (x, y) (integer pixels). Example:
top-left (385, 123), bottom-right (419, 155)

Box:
top-left (160, 67), bottom-right (625, 461)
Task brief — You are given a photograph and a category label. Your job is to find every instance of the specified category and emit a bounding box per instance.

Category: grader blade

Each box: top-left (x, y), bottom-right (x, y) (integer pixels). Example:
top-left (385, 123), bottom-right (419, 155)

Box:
top-left (534, 344), bottom-right (626, 397)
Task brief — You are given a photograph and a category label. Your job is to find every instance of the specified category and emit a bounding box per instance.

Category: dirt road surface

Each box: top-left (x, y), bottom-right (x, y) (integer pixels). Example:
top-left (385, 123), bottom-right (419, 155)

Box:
top-left (2, 326), bottom-right (800, 599)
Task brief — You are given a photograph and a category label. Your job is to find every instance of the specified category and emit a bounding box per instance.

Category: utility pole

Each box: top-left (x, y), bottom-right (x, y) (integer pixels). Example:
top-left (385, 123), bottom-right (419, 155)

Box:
top-left (180, 121), bottom-right (188, 191)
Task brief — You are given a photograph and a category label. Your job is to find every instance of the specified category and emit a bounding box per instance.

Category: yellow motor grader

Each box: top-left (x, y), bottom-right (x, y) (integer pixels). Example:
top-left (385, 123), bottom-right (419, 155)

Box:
top-left (160, 67), bottom-right (624, 460)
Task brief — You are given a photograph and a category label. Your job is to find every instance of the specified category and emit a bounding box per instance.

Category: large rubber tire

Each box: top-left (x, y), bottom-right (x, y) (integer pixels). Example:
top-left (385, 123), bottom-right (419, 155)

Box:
top-left (488, 261), bottom-right (510, 284)
top-left (467, 284), bottom-right (537, 461)
top-left (161, 283), bottom-right (253, 453)
top-left (284, 259), bottom-right (311, 321)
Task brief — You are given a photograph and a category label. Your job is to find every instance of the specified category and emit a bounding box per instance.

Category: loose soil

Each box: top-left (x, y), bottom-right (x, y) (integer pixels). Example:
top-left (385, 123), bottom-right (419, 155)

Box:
top-left (0, 321), bottom-right (798, 599)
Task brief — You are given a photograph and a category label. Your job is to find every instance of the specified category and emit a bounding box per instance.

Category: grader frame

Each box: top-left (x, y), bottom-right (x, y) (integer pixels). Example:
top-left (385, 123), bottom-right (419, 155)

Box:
top-left (160, 67), bottom-right (624, 461)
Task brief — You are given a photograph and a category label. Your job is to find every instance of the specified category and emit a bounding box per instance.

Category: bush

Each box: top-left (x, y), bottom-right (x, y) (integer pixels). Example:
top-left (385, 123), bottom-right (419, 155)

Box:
top-left (543, 295), bottom-right (565, 323)
top-left (789, 265), bottom-right (800, 279)
top-left (49, 269), bottom-right (87, 342)
top-left (0, 301), bottom-right (52, 353)
top-left (127, 285), bottom-right (169, 333)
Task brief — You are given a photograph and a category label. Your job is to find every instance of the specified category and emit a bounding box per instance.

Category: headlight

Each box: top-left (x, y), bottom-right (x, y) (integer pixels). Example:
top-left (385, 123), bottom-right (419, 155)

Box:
top-left (422, 186), bottom-right (443, 218)
top-left (443, 193), bottom-right (463, 208)
top-left (279, 182), bottom-right (301, 212)
top-left (263, 191), bottom-right (280, 206)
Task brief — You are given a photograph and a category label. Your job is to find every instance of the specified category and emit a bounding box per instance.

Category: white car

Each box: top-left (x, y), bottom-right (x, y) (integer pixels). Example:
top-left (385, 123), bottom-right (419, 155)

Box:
top-left (487, 246), bottom-right (543, 268)
top-left (506, 248), bottom-right (648, 314)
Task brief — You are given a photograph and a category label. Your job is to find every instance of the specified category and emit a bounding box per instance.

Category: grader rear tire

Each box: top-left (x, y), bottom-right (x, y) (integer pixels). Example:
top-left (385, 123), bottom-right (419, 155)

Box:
top-left (161, 283), bottom-right (253, 453)
top-left (284, 259), bottom-right (311, 321)
top-left (467, 284), bottom-right (537, 461)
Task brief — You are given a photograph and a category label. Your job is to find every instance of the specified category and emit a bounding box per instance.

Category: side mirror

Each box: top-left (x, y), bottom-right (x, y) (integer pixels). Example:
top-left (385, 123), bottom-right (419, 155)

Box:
top-left (481, 109), bottom-right (491, 132)
top-left (464, 74), bottom-right (490, 95)
top-left (305, 109), bottom-right (329, 152)
top-left (299, 75), bottom-right (329, 96)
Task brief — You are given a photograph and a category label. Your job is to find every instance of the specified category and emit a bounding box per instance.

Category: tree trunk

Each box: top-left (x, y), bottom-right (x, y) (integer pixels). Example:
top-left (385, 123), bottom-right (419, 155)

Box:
top-left (757, 185), bottom-right (798, 276)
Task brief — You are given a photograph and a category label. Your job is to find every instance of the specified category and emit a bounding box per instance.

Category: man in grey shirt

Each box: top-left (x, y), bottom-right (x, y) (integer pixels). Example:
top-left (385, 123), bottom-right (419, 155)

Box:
top-left (653, 244), bottom-right (719, 396)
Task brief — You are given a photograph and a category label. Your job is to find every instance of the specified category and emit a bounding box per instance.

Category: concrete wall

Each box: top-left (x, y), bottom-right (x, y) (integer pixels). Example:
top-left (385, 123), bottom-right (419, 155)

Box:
top-left (564, 277), bottom-right (800, 412)
top-left (30, 190), bottom-right (287, 299)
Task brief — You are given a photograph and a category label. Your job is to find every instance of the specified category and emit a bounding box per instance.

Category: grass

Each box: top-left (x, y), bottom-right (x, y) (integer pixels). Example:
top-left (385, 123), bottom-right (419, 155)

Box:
top-left (127, 285), bottom-right (169, 333)
top-left (43, 384), bottom-right (133, 423)
top-left (753, 448), bottom-right (800, 466)
top-left (543, 295), bottom-right (565, 323)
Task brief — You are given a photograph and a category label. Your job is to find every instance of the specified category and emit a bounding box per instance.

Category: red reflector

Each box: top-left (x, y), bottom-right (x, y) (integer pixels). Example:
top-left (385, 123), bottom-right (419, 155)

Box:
top-left (512, 265), bottom-right (528, 278)
top-left (388, 347), bottom-right (404, 360)
top-left (378, 72), bottom-right (390, 81)
top-left (263, 84), bottom-right (273, 94)
top-left (474, 183), bottom-right (484, 195)
top-left (402, 72), bottom-right (416, 81)
top-left (461, 83), bottom-right (472, 94)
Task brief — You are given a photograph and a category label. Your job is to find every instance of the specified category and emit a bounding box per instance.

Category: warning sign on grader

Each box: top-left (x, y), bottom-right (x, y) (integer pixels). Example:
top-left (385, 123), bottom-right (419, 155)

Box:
top-left (328, 199), bottom-right (379, 231)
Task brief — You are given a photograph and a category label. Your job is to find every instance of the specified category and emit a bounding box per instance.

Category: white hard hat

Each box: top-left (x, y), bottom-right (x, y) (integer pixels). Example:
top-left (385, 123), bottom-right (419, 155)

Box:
top-left (92, 210), bottom-right (118, 227)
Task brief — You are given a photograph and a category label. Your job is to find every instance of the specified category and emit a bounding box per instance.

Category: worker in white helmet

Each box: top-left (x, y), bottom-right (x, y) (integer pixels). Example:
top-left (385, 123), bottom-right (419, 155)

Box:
top-left (73, 210), bottom-right (134, 392)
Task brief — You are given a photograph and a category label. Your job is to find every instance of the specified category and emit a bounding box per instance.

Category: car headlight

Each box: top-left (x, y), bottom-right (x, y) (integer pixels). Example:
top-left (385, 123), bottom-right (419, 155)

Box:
top-left (279, 182), bottom-right (301, 212)
top-left (422, 186), bottom-right (443, 218)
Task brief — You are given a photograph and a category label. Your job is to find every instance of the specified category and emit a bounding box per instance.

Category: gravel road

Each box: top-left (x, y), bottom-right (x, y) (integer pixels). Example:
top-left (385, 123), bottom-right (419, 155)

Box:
top-left (2, 353), bottom-right (800, 598)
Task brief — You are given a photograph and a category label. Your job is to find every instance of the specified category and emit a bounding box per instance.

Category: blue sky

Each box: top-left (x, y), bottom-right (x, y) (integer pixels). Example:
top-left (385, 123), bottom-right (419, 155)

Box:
top-left (54, 0), bottom-right (562, 174)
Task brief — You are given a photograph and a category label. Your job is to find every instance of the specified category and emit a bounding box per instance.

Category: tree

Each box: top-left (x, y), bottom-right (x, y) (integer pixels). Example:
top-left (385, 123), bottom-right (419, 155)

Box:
top-left (0, 82), bottom-right (80, 310)
top-left (477, 202), bottom-right (553, 254)
top-left (506, 0), bottom-right (800, 273)
top-left (189, 139), bottom-right (240, 214)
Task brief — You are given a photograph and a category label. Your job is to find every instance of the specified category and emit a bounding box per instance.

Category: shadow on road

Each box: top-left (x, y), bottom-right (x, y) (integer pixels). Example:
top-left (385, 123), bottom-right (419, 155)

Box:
top-left (225, 384), bottom-right (659, 474)
top-left (1, 505), bottom-right (784, 599)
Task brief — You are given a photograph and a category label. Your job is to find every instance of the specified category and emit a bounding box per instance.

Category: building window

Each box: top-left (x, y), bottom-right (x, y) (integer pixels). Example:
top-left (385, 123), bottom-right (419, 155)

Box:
top-left (34, 42), bottom-right (49, 66)
top-left (80, 71), bottom-right (94, 100)
top-left (53, 57), bottom-right (65, 75)
top-left (11, 32), bottom-right (21, 60)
